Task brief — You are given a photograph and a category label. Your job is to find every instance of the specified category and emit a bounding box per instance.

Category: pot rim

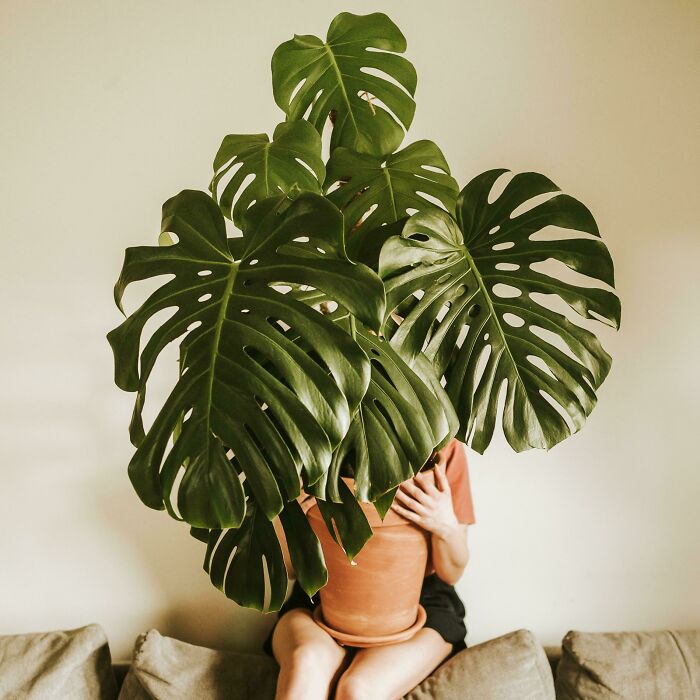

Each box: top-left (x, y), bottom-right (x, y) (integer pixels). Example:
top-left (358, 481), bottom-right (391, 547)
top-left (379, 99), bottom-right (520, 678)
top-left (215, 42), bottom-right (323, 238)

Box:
top-left (305, 468), bottom-right (439, 528)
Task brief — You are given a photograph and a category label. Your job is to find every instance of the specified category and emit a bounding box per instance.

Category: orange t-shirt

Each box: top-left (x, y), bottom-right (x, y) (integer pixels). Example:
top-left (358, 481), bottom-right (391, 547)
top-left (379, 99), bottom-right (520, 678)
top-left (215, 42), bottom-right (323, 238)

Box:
top-left (298, 439), bottom-right (475, 524)
top-left (441, 438), bottom-right (476, 526)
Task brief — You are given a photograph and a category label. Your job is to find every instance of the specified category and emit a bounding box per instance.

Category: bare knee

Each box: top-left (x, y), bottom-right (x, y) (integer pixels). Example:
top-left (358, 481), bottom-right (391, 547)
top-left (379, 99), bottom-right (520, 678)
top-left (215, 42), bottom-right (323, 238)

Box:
top-left (274, 626), bottom-right (349, 700)
top-left (273, 610), bottom-right (347, 681)
top-left (335, 669), bottom-right (381, 700)
top-left (274, 612), bottom-right (342, 661)
top-left (287, 640), bottom-right (342, 672)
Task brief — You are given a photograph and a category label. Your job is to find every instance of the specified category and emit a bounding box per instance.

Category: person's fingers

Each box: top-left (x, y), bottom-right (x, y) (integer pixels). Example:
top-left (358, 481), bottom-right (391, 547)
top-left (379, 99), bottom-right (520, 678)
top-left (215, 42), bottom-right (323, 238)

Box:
top-left (395, 487), bottom-right (428, 514)
top-left (401, 480), bottom-right (432, 504)
top-left (414, 470), bottom-right (439, 496)
top-left (391, 502), bottom-right (422, 523)
top-left (435, 461), bottom-right (450, 492)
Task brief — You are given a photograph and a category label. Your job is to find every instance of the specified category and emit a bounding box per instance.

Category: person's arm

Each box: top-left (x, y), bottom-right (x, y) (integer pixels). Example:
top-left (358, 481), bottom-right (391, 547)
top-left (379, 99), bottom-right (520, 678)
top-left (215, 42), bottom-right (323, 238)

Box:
top-left (390, 460), bottom-right (470, 585)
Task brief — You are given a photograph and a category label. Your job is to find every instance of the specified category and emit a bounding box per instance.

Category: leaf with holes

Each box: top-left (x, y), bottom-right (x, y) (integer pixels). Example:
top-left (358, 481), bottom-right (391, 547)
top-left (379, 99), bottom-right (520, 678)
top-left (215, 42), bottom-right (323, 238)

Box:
top-left (194, 491), bottom-right (327, 605)
top-left (276, 295), bottom-right (455, 506)
top-left (211, 121), bottom-right (325, 227)
top-left (380, 170), bottom-right (621, 453)
top-left (310, 322), bottom-right (456, 505)
top-left (325, 140), bottom-right (458, 243)
top-left (202, 495), bottom-right (287, 611)
top-left (200, 492), bottom-right (327, 608)
top-left (272, 12), bottom-right (417, 157)
top-left (108, 190), bottom-right (385, 528)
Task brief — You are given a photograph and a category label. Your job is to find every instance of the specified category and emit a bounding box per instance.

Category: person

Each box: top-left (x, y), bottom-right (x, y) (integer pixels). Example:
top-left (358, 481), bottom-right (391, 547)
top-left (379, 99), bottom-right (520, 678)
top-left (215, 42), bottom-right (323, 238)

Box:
top-left (264, 439), bottom-right (476, 700)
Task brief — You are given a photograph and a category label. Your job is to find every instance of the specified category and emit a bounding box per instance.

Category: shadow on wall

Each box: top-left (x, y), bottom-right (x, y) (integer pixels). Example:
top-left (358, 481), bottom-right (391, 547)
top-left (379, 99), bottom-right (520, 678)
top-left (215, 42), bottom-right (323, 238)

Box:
top-left (93, 471), bottom-right (275, 654)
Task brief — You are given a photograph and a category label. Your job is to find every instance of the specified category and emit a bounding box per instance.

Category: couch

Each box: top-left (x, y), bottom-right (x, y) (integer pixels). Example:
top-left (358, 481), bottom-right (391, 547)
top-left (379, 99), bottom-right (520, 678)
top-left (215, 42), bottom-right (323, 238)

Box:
top-left (1, 624), bottom-right (698, 699)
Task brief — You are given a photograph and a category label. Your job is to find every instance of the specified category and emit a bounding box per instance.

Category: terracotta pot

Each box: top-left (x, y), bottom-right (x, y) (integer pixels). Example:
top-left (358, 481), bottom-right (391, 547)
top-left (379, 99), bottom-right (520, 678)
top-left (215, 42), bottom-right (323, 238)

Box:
top-left (306, 474), bottom-right (431, 644)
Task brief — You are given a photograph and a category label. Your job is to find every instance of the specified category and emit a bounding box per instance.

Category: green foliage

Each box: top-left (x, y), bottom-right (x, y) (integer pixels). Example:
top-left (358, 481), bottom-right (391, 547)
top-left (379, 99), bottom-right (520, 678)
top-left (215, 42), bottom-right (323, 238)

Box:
top-left (203, 497), bottom-right (287, 611)
top-left (278, 499), bottom-right (328, 596)
top-left (211, 121), bottom-right (324, 227)
top-left (325, 140), bottom-right (458, 238)
top-left (310, 323), bottom-right (456, 504)
top-left (272, 12), bottom-right (416, 157)
top-left (198, 495), bottom-right (328, 610)
top-left (108, 189), bottom-right (384, 528)
top-left (315, 480), bottom-right (373, 561)
top-left (109, 11), bottom-right (620, 611)
top-left (380, 171), bottom-right (620, 453)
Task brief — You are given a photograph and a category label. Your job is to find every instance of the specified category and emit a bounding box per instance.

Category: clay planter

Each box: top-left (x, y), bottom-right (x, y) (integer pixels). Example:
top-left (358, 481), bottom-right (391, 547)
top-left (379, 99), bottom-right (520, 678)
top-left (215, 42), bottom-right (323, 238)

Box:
top-left (306, 474), bottom-right (432, 646)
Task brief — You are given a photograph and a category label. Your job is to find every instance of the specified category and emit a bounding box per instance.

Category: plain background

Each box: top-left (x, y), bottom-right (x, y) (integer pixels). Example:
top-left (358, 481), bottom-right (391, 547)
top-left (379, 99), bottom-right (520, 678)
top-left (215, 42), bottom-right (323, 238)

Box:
top-left (1, 0), bottom-right (698, 661)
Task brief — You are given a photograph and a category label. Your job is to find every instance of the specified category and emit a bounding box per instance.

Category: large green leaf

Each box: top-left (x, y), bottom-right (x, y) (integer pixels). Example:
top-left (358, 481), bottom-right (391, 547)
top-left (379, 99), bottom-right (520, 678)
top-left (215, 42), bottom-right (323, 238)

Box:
top-left (202, 495), bottom-right (286, 612)
top-left (272, 12), bottom-right (417, 157)
top-left (315, 479), bottom-right (373, 562)
top-left (278, 498), bottom-right (328, 597)
top-left (342, 217), bottom-right (408, 273)
top-left (380, 170), bottom-right (621, 453)
top-left (310, 322), bottom-right (456, 505)
top-left (199, 494), bottom-right (327, 609)
top-left (107, 190), bottom-right (385, 528)
top-left (325, 140), bottom-right (458, 240)
top-left (193, 490), bottom-right (327, 605)
top-left (211, 121), bottom-right (324, 227)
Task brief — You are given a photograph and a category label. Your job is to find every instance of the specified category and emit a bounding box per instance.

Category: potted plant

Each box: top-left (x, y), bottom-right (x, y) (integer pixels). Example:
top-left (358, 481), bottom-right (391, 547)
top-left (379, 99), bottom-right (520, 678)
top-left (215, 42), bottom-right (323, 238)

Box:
top-left (108, 11), bottom-right (620, 645)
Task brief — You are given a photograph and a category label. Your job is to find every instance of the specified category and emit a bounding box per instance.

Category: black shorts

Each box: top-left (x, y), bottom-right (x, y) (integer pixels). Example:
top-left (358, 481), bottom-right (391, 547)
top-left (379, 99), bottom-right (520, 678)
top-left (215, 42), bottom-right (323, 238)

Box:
top-left (262, 573), bottom-right (467, 657)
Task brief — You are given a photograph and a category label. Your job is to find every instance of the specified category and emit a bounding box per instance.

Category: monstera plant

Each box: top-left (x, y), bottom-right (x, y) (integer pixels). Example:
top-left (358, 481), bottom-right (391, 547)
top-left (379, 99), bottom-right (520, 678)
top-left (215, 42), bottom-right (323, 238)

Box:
top-left (108, 11), bottom-right (620, 611)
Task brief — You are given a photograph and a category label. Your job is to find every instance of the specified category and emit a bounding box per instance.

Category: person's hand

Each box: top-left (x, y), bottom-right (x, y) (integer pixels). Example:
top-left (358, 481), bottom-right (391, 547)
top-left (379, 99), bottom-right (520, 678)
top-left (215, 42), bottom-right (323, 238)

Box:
top-left (390, 459), bottom-right (459, 540)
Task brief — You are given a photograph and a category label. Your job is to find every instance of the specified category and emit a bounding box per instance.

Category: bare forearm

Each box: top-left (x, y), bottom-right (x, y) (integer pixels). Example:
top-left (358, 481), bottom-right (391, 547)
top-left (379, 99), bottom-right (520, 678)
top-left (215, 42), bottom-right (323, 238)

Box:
top-left (390, 459), bottom-right (471, 585)
top-left (431, 523), bottom-right (469, 585)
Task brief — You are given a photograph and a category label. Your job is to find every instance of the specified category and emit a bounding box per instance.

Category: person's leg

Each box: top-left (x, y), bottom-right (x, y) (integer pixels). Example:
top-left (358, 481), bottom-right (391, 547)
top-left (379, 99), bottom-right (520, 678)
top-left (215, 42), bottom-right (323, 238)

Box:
top-left (271, 608), bottom-right (351, 700)
top-left (334, 628), bottom-right (452, 700)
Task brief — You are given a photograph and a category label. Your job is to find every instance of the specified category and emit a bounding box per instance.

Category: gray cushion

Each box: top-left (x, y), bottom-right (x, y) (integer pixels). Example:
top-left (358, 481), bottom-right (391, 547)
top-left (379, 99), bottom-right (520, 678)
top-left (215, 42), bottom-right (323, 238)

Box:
top-left (404, 629), bottom-right (555, 700)
top-left (117, 630), bottom-right (278, 700)
top-left (0, 623), bottom-right (117, 699)
top-left (555, 629), bottom-right (700, 699)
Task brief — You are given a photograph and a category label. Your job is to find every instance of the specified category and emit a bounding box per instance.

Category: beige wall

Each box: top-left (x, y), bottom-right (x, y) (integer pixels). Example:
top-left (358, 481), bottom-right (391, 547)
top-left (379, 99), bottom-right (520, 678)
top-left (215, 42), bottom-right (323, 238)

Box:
top-left (1, 0), bottom-right (698, 661)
